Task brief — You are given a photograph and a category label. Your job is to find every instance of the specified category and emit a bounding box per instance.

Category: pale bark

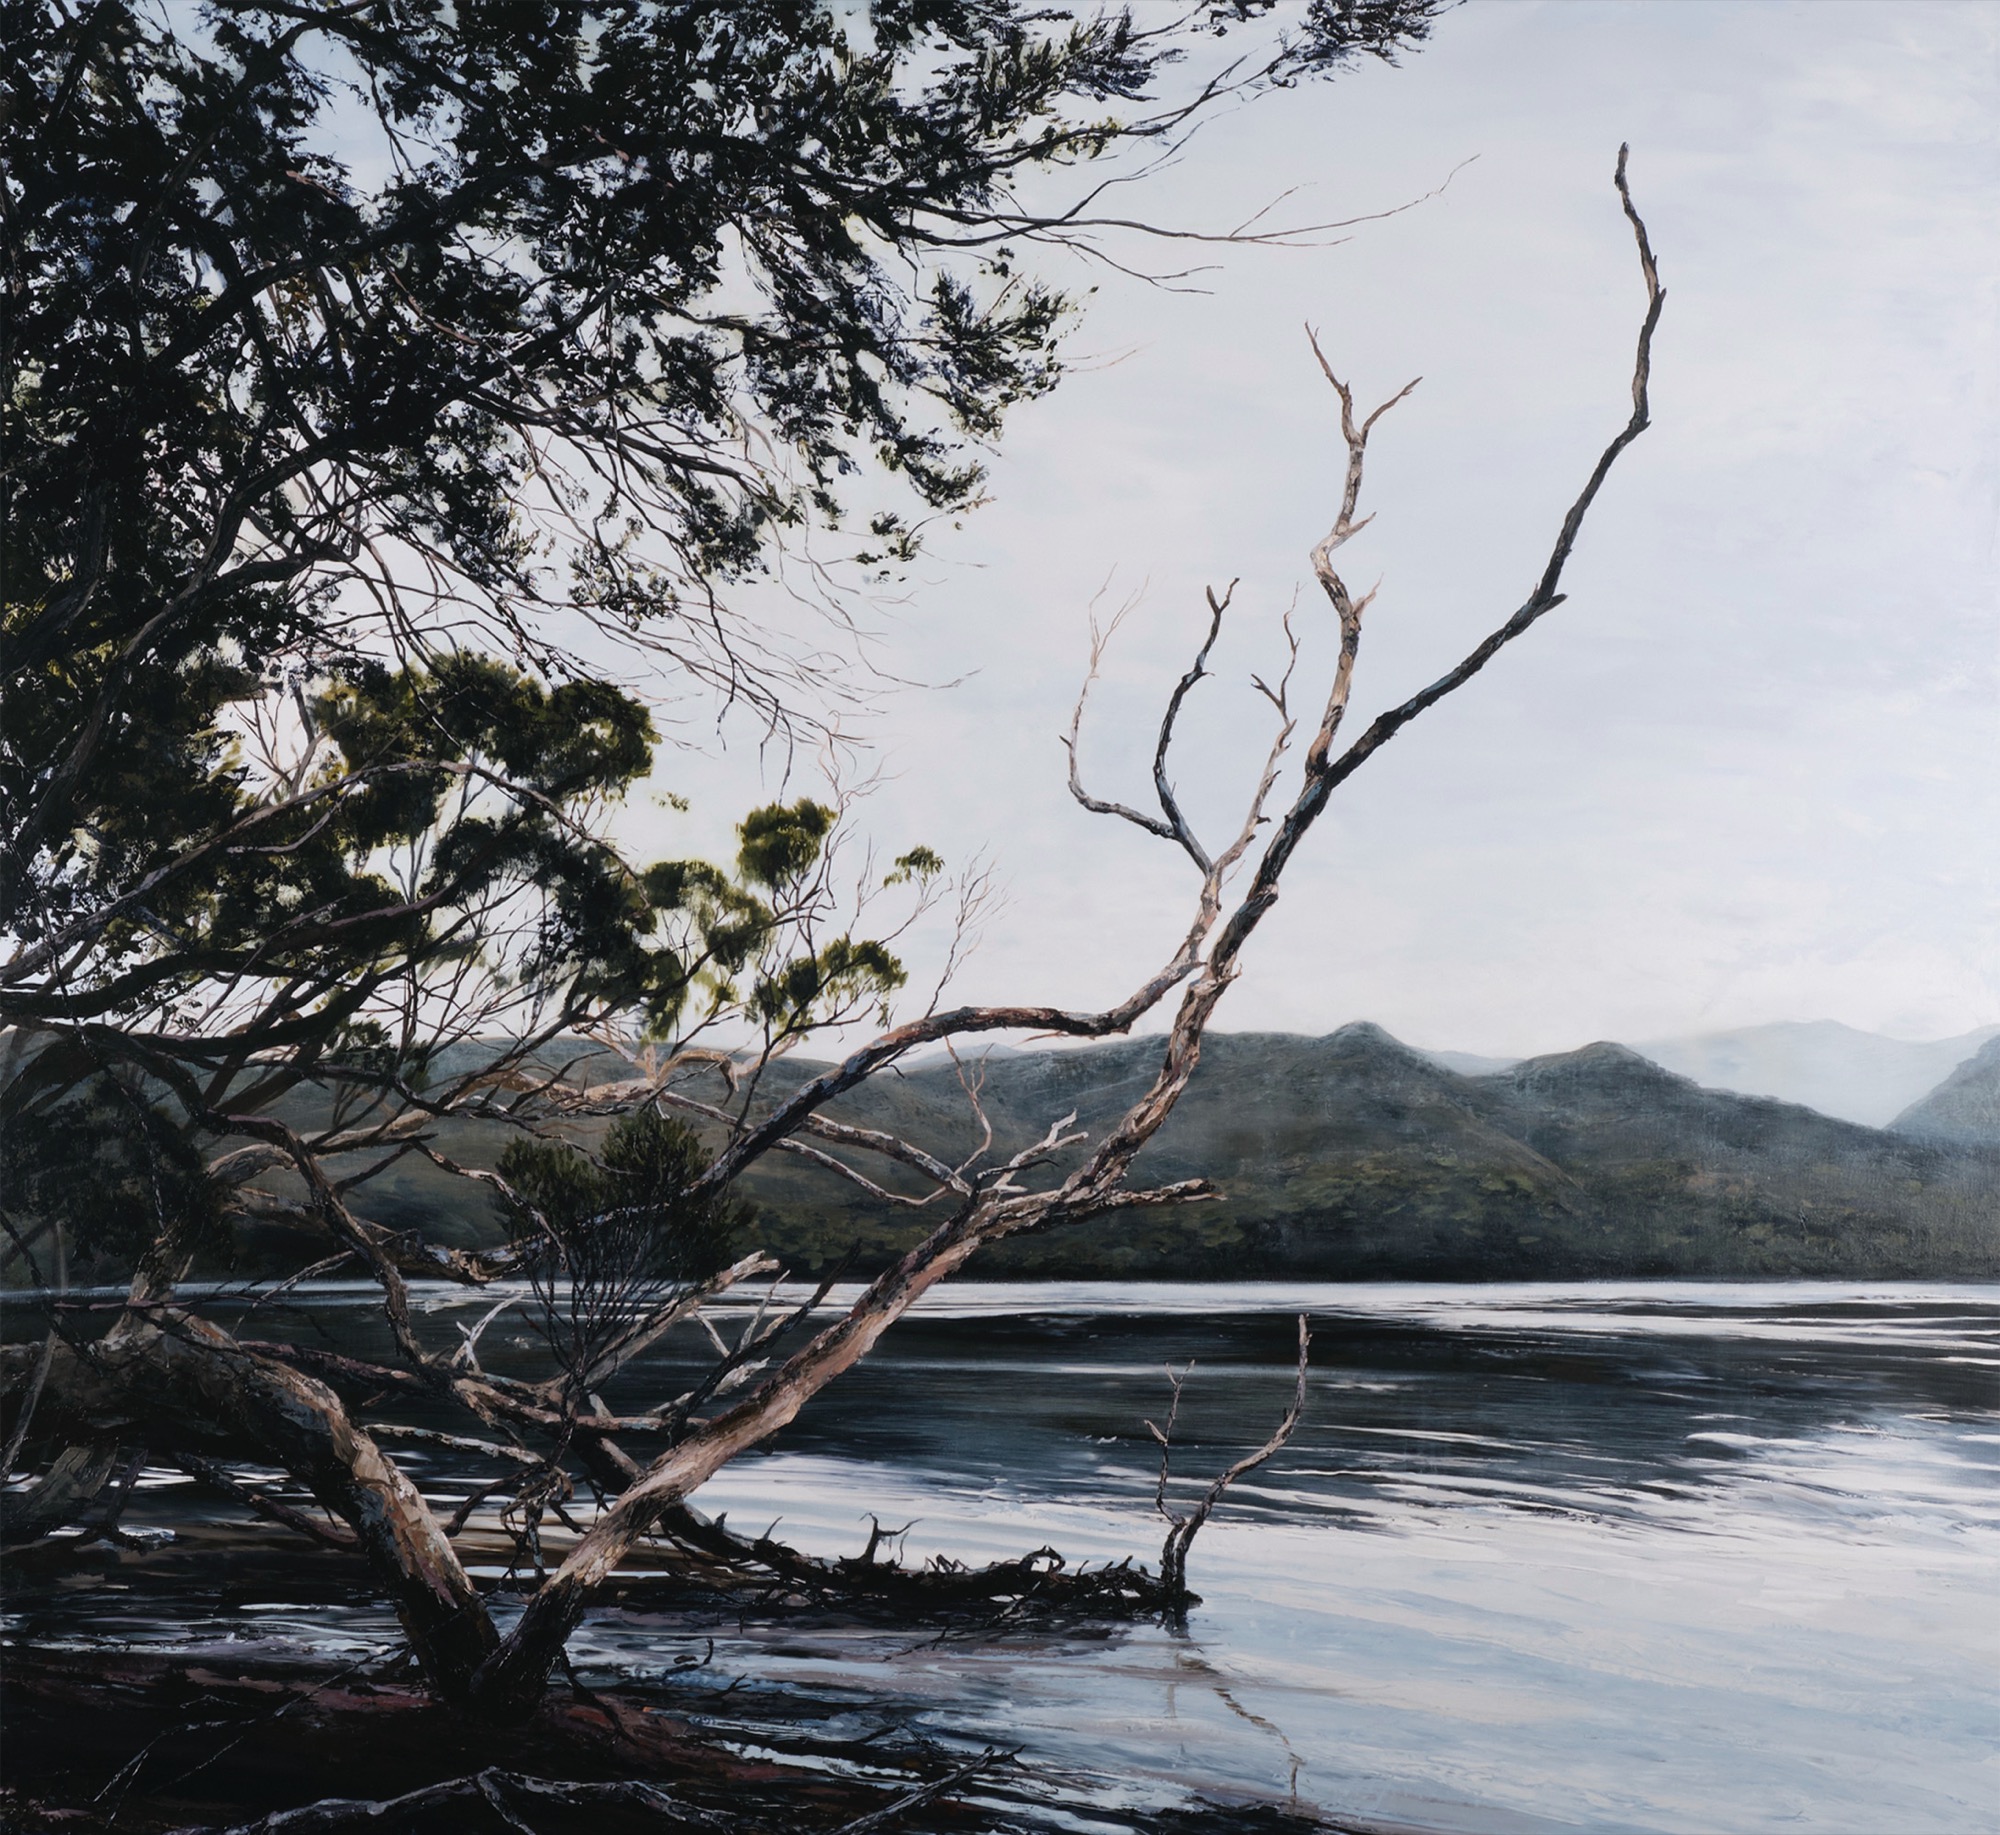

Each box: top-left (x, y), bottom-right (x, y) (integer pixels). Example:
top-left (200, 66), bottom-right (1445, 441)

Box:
top-left (1154, 1315), bottom-right (1313, 1601)
top-left (0, 1440), bottom-right (123, 1544)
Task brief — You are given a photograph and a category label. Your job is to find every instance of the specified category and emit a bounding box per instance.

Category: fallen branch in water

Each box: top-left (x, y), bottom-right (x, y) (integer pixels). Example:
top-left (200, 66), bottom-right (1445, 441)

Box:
top-left (1151, 1313), bottom-right (1312, 1608)
top-left (828, 1747), bottom-right (1019, 1834)
top-left (607, 1500), bottom-right (1177, 1619)
top-left (0, 1642), bottom-right (1326, 1835)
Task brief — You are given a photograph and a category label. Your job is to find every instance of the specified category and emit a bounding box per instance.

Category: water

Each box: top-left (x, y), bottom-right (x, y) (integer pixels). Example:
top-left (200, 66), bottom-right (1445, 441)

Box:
top-left (10, 1282), bottom-right (1999, 1832)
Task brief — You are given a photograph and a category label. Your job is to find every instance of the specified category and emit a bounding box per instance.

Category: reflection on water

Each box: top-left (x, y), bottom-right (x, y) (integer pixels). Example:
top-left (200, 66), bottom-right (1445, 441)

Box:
top-left (9, 1282), bottom-right (1999, 1833)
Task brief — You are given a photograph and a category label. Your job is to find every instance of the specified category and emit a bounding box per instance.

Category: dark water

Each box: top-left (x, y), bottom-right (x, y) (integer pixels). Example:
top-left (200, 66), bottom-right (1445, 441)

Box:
top-left (9, 1282), bottom-right (1999, 1832)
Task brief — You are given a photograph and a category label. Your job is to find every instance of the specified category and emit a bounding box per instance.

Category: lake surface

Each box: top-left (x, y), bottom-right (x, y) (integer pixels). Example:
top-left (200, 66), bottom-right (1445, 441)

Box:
top-left (10, 1281), bottom-right (1999, 1832)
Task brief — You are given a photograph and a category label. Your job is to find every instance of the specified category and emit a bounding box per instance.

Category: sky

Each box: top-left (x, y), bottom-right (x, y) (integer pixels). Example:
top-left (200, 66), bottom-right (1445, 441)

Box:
top-left (626, 0), bottom-right (2000, 1061)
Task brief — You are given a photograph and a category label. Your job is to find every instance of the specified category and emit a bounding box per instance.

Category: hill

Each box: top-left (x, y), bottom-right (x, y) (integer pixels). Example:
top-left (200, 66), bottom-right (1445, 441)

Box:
top-left (330, 1024), bottom-right (2000, 1283)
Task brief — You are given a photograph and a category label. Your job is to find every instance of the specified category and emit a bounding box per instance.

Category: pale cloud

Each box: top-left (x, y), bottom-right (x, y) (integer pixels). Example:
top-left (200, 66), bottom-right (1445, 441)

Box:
top-left (623, 0), bottom-right (2000, 1059)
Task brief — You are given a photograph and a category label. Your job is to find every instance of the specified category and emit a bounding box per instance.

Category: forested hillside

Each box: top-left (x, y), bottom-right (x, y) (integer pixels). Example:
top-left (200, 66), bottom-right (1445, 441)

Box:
top-left (321, 1025), bottom-right (2000, 1282)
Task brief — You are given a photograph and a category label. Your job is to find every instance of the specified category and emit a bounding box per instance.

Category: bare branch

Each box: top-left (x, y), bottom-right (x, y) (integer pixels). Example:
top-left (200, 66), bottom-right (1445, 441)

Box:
top-left (198, 1768), bottom-right (727, 1835)
top-left (829, 1749), bottom-right (1019, 1835)
top-left (175, 1452), bottom-right (361, 1551)
top-left (0, 1332), bottom-right (58, 1484)
top-left (1149, 583), bottom-right (1237, 874)
top-left (653, 1086), bottom-right (972, 1201)
top-left (386, 152), bottom-right (1668, 1717)
top-left (1157, 1315), bottom-right (1312, 1602)
top-left (1062, 593), bottom-right (1182, 846)
top-left (564, 1251), bottom-right (779, 1393)
top-left (1309, 142), bottom-right (1665, 797)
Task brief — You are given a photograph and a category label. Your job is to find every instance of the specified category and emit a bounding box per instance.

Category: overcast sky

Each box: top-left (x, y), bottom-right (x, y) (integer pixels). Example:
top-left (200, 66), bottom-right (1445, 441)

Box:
top-left (627, 0), bottom-right (1999, 1060)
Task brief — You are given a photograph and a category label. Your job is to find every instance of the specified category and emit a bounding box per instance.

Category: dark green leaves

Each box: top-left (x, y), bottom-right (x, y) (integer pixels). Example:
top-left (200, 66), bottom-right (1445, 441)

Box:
top-left (735, 800), bottom-right (834, 890)
top-left (0, 1076), bottom-right (227, 1281)
top-left (0, 0), bottom-right (1441, 1303)
top-left (636, 800), bottom-right (916, 1035)
top-left (497, 1106), bottom-right (748, 1386)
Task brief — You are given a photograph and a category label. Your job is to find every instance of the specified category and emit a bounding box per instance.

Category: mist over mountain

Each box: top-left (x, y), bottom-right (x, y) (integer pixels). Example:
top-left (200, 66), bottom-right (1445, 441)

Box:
top-left (1414, 1047), bottom-right (1521, 1078)
top-left (723, 1025), bottom-right (1998, 1281)
top-left (1893, 1035), bottom-right (2000, 1147)
top-left (1626, 1020), bottom-right (2000, 1127)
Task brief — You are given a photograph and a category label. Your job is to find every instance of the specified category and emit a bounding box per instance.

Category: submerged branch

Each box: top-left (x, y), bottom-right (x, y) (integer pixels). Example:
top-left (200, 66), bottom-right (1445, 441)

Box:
top-left (185, 1768), bottom-right (733, 1834)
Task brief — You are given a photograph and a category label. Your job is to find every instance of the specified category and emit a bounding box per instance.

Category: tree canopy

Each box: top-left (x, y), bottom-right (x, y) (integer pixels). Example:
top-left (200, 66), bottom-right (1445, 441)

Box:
top-left (1, 0), bottom-right (1450, 1203)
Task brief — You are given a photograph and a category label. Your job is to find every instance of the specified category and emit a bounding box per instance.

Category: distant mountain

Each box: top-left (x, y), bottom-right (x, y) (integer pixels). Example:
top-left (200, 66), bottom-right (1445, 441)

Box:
top-left (1893, 1036), bottom-right (2000, 1147)
top-left (274, 1024), bottom-right (2000, 1285)
top-left (708, 1023), bottom-right (2000, 1281)
top-left (1628, 1021), bottom-right (2000, 1127)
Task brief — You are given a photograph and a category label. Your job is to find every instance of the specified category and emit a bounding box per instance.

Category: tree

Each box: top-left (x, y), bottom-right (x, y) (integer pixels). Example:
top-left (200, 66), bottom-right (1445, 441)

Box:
top-left (0, 0), bottom-right (1450, 1305)
top-left (0, 1), bottom-right (1673, 1764)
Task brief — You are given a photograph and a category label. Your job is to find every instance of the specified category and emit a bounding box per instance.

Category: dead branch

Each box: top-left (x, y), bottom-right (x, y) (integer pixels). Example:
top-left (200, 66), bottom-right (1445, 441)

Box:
top-left (205, 1111), bottom-right (451, 1370)
top-left (462, 152), bottom-right (1663, 1719)
top-left (368, 1424), bottom-right (541, 1466)
top-left (646, 1265), bottom-right (845, 1441)
top-left (653, 1086), bottom-right (972, 1207)
top-left (699, 150), bottom-right (1663, 1211)
top-left (0, 1328), bottom-right (58, 1482)
top-left (1155, 1315), bottom-right (1312, 1604)
top-left (829, 1748), bottom-right (1019, 1835)
top-left (15, 1319), bottom-right (497, 1697)
top-left (181, 1768), bottom-right (734, 1835)
top-left (1063, 578), bottom-right (1241, 877)
top-left (944, 1040), bottom-right (999, 1178)
top-left (628, 1501), bottom-right (1173, 1619)
top-left (450, 1292), bottom-right (521, 1373)
top-left (18, 152), bottom-right (1663, 1727)
top-left (565, 1251), bottom-right (780, 1394)
top-left (175, 1453), bottom-right (360, 1551)
top-left (1148, 583), bottom-right (1237, 874)
top-left (0, 1442), bottom-right (124, 1546)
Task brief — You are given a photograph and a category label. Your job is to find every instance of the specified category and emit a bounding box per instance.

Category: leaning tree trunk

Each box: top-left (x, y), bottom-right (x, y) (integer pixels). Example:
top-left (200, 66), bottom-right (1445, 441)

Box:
top-left (465, 1209), bottom-right (997, 1717)
top-left (4, 149), bottom-right (1664, 1729)
top-left (9, 1317), bottom-right (499, 1700)
top-left (0, 1440), bottom-right (124, 1543)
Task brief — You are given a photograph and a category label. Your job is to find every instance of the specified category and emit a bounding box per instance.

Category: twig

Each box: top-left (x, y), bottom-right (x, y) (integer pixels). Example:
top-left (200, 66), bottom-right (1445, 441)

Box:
top-left (0, 1330), bottom-right (58, 1482)
top-left (180, 1768), bottom-right (730, 1834)
top-left (175, 1454), bottom-right (359, 1550)
top-left (828, 1748), bottom-right (1018, 1835)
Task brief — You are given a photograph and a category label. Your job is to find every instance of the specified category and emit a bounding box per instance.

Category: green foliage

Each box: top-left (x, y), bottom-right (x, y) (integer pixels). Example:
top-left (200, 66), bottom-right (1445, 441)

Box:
top-left (751, 934), bottom-right (907, 1031)
top-left (3, 0), bottom-right (1447, 952)
top-left (0, 1076), bottom-right (226, 1280)
top-left (636, 799), bottom-right (915, 1035)
top-left (500, 1107), bottom-right (742, 1273)
top-left (497, 1107), bottom-right (748, 1381)
top-left (0, 650), bottom-right (667, 1038)
top-left (735, 802), bottom-right (836, 892)
top-left (884, 847), bottom-right (944, 888)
